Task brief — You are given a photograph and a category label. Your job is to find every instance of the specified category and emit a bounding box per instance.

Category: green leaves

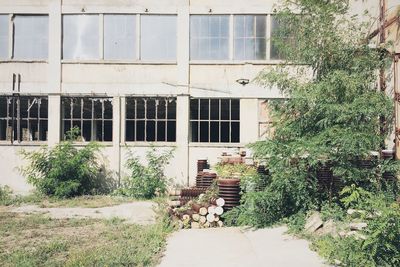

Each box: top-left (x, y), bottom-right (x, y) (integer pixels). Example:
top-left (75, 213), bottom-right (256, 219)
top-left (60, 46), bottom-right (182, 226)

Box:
top-left (116, 146), bottom-right (175, 199)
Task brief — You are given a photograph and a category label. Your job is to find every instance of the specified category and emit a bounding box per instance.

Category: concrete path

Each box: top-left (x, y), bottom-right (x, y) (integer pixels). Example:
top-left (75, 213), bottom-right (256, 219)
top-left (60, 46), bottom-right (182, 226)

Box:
top-left (158, 226), bottom-right (328, 267)
top-left (11, 202), bottom-right (156, 224)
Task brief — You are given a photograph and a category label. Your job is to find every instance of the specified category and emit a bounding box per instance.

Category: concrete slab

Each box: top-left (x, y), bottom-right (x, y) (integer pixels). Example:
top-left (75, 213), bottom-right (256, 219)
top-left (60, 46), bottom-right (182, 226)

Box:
top-left (158, 226), bottom-right (328, 267)
top-left (11, 202), bottom-right (156, 225)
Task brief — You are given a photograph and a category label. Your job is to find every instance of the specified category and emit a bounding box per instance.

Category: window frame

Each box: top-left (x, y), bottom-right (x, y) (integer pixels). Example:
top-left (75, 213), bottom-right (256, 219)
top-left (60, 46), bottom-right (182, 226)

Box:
top-left (0, 95), bottom-right (49, 144)
top-left (189, 98), bottom-right (240, 144)
top-left (125, 97), bottom-right (177, 143)
top-left (61, 97), bottom-right (113, 143)
top-left (0, 13), bottom-right (49, 62)
top-left (61, 13), bottom-right (178, 63)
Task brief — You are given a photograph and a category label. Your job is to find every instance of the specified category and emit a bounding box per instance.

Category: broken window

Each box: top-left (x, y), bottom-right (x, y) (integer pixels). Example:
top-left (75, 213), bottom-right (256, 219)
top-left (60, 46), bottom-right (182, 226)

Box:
top-left (0, 96), bottom-right (48, 142)
top-left (190, 98), bottom-right (240, 143)
top-left (61, 97), bottom-right (113, 142)
top-left (126, 97), bottom-right (176, 142)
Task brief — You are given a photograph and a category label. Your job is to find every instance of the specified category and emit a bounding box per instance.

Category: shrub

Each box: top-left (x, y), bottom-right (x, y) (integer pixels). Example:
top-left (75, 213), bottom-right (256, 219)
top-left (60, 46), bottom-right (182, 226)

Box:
top-left (0, 185), bottom-right (13, 205)
top-left (20, 127), bottom-right (111, 198)
top-left (115, 146), bottom-right (174, 199)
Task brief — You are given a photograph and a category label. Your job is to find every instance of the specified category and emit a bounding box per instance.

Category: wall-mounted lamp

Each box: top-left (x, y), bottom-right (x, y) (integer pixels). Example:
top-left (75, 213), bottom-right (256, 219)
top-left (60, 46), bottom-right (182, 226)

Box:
top-left (81, 7), bottom-right (86, 12)
top-left (208, 8), bottom-right (212, 13)
top-left (145, 8), bottom-right (149, 12)
top-left (236, 78), bottom-right (250, 86)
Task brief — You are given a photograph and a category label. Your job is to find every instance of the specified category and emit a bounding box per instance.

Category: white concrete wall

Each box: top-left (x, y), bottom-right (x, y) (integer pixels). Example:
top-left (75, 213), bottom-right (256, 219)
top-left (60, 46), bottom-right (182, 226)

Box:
top-left (0, 0), bottom-right (386, 193)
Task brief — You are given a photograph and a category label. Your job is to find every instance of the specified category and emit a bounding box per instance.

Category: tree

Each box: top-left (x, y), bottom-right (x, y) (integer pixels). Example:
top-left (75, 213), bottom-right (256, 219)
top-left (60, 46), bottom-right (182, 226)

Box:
top-left (235, 0), bottom-right (397, 227)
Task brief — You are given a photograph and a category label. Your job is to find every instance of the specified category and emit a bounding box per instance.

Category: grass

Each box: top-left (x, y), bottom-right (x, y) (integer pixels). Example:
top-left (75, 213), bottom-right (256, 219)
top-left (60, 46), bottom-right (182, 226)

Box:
top-left (0, 209), bottom-right (173, 267)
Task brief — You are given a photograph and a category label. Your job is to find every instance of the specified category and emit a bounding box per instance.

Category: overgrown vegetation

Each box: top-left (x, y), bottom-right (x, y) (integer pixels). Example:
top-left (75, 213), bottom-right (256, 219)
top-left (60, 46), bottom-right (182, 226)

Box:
top-left (20, 127), bottom-right (115, 198)
top-left (0, 185), bottom-right (13, 206)
top-left (0, 202), bottom-right (174, 267)
top-left (225, 0), bottom-right (400, 266)
top-left (114, 146), bottom-right (174, 199)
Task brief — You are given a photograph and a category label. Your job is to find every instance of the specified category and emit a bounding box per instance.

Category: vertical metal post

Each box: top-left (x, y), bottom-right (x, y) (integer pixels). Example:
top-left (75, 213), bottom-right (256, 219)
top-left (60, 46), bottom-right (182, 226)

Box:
top-left (11, 73), bottom-right (16, 144)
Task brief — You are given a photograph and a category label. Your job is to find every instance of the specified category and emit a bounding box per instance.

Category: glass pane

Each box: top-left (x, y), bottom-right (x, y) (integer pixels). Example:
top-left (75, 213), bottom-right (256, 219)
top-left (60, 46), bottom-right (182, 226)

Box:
top-left (14, 15), bottom-right (48, 59)
top-left (200, 121), bottom-right (209, 142)
top-left (136, 98), bottom-right (145, 119)
top-left (190, 121), bottom-right (198, 142)
top-left (39, 120), bottom-right (48, 141)
top-left (234, 38), bottom-right (245, 60)
top-left (146, 120), bottom-right (155, 141)
top-left (167, 99), bottom-right (176, 120)
top-left (126, 98), bottom-right (136, 119)
top-left (126, 120), bottom-right (135, 141)
top-left (190, 15), bottom-right (229, 60)
top-left (104, 99), bottom-right (113, 119)
top-left (210, 122), bottom-right (219, 142)
top-left (0, 120), bottom-right (6, 140)
top-left (93, 99), bottom-right (102, 119)
top-left (0, 97), bottom-right (7, 117)
top-left (39, 98), bottom-right (48, 118)
top-left (157, 99), bottom-right (166, 119)
top-left (104, 15), bottom-right (136, 60)
top-left (82, 120), bottom-right (92, 141)
top-left (141, 15), bottom-right (177, 60)
top-left (104, 120), bottom-right (112, 141)
top-left (244, 16), bottom-right (254, 37)
top-left (63, 15), bottom-right (99, 59)
top-left (221, 99), bottom-right (230, 120)
top-left (19, 98), bottom-right (28, 119)
top-left (0, 15), bottom-right (8, 59)
top-left (157, 121), bottom-right (166, 141)
top-left (83, 99), bottom-right (92, 119)
top-left (200, 99), bottom-right (209, 120)
top-left (255, 38), bottom-right (266, 60)
top-left (210, 99), bottom-right (219, 120)
top-left (94, 120), bottom-right (103, 141)
top-left (63, 120), bottom-right (71, 140)
top-left (231, 99), bottom-right (240, 120)
top-left (167, 121), bottom-right (176, 142)
top-left (234, 16), bottom-right (245, 38)
top-left (221, 122), bottom-right (229, 142)
top-left (147, 99), bottom-right (156, 119)
top-left (244, 38), bottom-right (255, 60)
top-left (231, 122), bottom-right (240, 143)
top-left (62, 99), bottom-right (71, 119)
top-left (72, 99), bottom-right (81, 119)
top-left (255, 16), bottom-right (266, 37)
top-left (190, 99), bottom-right (199, 120)
top-left (136, 120), bottom-right (145, 141)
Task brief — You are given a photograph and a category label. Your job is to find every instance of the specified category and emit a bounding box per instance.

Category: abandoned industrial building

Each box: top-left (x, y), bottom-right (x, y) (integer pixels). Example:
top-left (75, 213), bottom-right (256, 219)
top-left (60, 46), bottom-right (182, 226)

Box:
top-left (0, 0), bottom-right (397, 194)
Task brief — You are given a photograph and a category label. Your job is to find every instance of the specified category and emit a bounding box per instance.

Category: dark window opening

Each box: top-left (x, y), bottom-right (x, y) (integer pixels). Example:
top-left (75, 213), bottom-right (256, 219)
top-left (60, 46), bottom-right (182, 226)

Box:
top-left (125, 97), bottom-right (177, 142)
top-left (61, 97), bottom-right (113, 142)
top-left (0, 96), bottom-right (48, 142)
top-left (190, 98), bottom-right (240, 143)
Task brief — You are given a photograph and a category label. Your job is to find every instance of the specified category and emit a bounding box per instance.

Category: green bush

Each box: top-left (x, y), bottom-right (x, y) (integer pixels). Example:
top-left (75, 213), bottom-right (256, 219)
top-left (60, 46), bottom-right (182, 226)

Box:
top-left (20, 127), bottom-right (112, 198)
top-left (115, 146), bottom-right (174, 199)
top-left (0, 185), bottom-right (13, 205)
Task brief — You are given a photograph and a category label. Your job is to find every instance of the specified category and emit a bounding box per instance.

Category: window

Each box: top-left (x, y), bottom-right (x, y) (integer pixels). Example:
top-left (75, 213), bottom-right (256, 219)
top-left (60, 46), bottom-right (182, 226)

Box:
top-left (190, 15), bottom-right (229, 60)
top-left (190, 99), bottom-right (240, 143)
top-left (126, 97), bottom-right (176, 142)
top-left (234, 15), bottom-right (266, 60)
top-left (140, 15), bottom-right (177, 61)
top-left (61, 97), bottom-right (113, 141)
top-left (0, 15), bottom-right (8, 59)
top-left (14, 15), bottom-right (49, 60)
top-left (62, 15), bottom-right (99, 60)
top-left (104, 15), bottom-right (136, 60)
top-left (0, 96), bottom-right (48, 142)
top-left (270, 16), bottom-right (296, 60)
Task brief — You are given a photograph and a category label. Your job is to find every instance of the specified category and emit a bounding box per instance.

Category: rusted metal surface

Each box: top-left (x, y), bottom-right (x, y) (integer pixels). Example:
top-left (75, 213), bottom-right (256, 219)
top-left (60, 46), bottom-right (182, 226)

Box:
top-left (217, 178), bottom-right (241, 211)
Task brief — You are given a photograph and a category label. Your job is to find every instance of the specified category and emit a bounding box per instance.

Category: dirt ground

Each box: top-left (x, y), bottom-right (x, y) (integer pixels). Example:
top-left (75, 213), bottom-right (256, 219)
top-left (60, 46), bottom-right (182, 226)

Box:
top-left (10, 201), bottom-right (157, 224)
